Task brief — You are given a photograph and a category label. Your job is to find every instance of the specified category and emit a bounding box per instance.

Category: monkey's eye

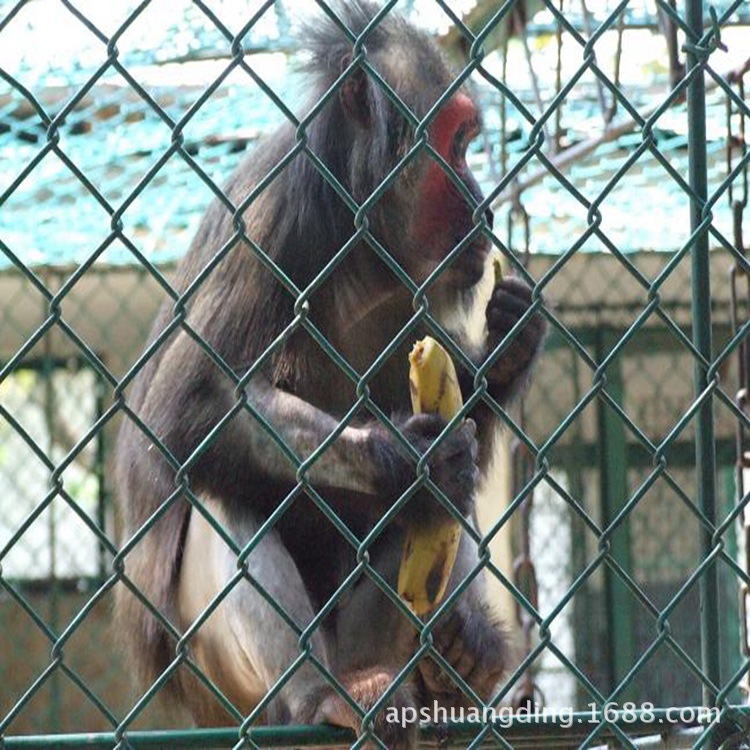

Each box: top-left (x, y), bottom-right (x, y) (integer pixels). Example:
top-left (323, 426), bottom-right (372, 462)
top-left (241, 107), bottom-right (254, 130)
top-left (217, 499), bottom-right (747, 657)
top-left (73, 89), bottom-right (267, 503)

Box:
top-left (452, 125), bottom-right (468, 160)
top-left (452, 121), bottom-right (479, 164)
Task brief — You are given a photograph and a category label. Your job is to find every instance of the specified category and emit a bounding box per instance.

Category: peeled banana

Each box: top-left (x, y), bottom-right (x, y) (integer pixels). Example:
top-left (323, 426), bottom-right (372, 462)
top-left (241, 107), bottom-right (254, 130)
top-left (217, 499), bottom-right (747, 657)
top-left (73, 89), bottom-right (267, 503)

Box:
top-left (493, 250), bottom-right (504, 284)
top-left (397, 336), bottom-right (464, 617)
top-left (407, 337), bottom-right (463, 422)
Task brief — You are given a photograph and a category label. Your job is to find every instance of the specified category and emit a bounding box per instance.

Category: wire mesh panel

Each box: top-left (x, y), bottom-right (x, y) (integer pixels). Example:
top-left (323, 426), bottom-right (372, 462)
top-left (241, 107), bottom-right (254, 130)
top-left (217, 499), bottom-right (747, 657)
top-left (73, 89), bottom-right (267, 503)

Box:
top-left (1, 1), bottom-right (750, 749)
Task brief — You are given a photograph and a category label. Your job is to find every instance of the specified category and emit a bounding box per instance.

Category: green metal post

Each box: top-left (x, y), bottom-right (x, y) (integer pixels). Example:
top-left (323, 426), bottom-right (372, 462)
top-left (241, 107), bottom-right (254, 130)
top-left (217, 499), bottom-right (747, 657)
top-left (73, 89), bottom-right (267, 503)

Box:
top-left (95, 372), bottom-right (108, 578)
top-left (685, 0), bottom-right (721, 706)
top-left (597, 329), bottom-right (634, 696)
top-left (722, 466), bottom-right (743, 702)
top-left (42, 291), bottom-right (61, 731)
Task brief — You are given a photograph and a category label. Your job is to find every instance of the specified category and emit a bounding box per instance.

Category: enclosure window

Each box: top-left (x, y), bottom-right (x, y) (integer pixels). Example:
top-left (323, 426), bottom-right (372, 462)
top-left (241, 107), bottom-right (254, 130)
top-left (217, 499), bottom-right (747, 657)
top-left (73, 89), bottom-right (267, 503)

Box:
top-left (530, 471), bottom-right (576, 708)
top-left (0, 360), bottom-right (105, 581)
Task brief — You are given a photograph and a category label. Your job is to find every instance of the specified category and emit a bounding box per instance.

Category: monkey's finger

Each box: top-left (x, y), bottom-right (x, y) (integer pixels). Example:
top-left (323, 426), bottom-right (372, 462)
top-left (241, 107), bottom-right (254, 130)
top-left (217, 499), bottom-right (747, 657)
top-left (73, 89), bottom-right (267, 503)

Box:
top-left (312, 690), bottom-right (361, 732)
top-left (463, 658), bottom-right (504, 698)
top-left (435, 610), bottom-right (462, 642)
top-left (488, 288), bottom-right (532, 319)
top-left (444, 637), bottom-right (470, 673)
top-left (486, 307), bottom-right (531, 338)
top-left (455, 419), bottom-right (479, 463)
top-left (417, 656), bottom-right (443, 689)
top-left (487, 299), bottom-right (546, 341)
top-left (462, 416), bottom-right (477, 440)
top-left (493, 276), bottom-right (536, 302)
top-left (433, 424), bottom-right (476, 462)
top-left (404, 412), bottom-right (450, 441)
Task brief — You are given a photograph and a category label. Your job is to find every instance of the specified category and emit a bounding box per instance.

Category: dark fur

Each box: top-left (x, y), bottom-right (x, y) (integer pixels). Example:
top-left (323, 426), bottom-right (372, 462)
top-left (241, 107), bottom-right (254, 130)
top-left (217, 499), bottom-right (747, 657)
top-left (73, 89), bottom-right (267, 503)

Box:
top-left (115, 2), bottom-right (545, 744)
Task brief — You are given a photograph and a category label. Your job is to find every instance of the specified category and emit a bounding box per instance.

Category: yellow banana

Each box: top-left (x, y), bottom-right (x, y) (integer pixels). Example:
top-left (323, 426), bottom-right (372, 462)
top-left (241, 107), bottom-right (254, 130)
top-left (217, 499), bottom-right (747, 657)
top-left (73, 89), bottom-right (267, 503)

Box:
top-left (407, 336), bottom-right (463, 421)
top-left (397, 336), bottom-right (464, 616)
top-left (493, 251), bottom-right (504, 284)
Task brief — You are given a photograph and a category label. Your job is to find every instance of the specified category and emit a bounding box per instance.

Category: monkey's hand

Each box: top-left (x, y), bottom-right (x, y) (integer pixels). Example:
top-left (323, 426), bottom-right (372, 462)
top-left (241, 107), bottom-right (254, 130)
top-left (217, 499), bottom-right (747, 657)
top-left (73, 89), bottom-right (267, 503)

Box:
top-left (377, 414), bottom-right (478, 525)
top-left (484, 276), bottom-right (547, 403)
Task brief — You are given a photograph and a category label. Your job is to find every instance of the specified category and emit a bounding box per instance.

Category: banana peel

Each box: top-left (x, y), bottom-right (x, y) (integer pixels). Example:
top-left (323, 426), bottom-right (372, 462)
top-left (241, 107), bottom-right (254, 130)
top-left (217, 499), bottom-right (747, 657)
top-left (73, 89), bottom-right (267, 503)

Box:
top-left (397, 336), bottom-right (464, 616)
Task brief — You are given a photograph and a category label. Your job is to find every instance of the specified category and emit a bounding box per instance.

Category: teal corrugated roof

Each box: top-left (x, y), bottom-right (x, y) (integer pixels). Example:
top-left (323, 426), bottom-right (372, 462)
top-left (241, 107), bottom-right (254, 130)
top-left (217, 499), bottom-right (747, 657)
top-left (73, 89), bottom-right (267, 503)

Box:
top-left (1, 1), bottom-right (747, 269)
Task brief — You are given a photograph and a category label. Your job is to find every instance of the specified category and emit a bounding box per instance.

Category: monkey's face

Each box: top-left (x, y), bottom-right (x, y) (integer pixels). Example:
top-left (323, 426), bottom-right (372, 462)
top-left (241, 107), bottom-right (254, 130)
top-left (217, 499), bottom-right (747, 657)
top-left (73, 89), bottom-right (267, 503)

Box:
top-left (336, 44), bottom-right (491, 294)
top-left (404, 92), bottom-right (492, 291)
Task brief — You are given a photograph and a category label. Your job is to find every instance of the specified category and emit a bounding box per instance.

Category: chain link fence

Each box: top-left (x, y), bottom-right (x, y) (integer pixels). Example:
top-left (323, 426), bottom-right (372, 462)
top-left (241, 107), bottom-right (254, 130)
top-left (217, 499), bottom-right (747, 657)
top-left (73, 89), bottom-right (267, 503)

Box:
top-left (2, 0), bottom-right (750, 748)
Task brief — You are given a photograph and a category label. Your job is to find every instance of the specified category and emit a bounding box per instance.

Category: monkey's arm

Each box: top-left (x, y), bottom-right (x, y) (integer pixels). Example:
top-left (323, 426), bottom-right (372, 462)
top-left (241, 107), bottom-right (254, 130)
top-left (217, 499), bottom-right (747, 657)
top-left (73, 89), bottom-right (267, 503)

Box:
top-left (454, 277), bottom-right (546, 463)
top-left (138, 339), bottom-right (477, 523)
top-left (238, 379), bottom-right (387, 495)
top-left (481, 276), bottom-right (546, 402)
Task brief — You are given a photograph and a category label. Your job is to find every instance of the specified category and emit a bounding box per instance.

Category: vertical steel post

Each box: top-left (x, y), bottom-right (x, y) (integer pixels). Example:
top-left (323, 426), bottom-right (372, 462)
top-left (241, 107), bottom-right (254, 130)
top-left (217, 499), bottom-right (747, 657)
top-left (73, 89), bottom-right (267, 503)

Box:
top-left (597, 330), bottom-right (634, 697)
top-left (685, 0), bottom-right (721, 706)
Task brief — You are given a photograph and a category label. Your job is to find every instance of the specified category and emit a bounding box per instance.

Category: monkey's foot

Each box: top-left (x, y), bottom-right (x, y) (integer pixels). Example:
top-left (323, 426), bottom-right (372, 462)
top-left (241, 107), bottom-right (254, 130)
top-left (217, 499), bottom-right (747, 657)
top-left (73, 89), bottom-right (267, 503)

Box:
top-left (419, 607), bottom-right (506, 706)
top-left (312, 670), bottom-right (417, 750)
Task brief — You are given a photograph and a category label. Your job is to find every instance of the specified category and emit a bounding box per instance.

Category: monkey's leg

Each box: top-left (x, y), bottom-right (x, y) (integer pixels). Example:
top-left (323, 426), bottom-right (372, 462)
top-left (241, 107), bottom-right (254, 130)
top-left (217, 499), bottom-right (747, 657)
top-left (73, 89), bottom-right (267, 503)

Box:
top-left (335, 529), bottom-right (504, 722)
top-left (177, 497), bottom-right (336, 727)
top-left (415, 530), bottom-right (507, 709)
top-left (327, 533), bottom-right (421, 749)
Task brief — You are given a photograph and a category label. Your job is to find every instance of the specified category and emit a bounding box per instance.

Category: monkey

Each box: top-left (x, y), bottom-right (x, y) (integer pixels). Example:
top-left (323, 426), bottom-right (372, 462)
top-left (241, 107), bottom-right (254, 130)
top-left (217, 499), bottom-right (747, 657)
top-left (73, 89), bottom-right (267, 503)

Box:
top-left (114, 3), bottom-right (546, 748)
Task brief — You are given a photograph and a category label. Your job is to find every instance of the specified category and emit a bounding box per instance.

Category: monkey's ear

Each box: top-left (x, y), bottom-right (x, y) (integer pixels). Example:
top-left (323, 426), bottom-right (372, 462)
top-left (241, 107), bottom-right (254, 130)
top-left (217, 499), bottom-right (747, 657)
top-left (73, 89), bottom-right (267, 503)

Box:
top-left (340, 54), bottom-right (372, 127)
